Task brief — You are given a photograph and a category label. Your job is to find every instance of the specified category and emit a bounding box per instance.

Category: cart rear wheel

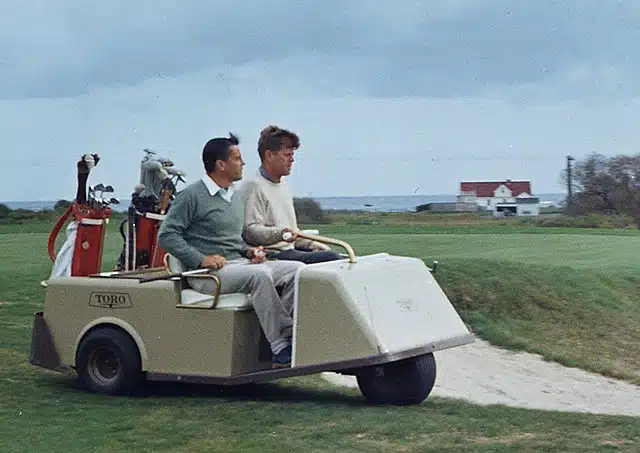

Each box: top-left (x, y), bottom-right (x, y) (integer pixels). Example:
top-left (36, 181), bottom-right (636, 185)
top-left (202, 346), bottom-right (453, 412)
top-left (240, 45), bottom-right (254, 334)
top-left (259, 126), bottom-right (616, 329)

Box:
top-left (76, 327), bottom-right (141, 395)
top-left (356, 353), bottom-right (436, 405)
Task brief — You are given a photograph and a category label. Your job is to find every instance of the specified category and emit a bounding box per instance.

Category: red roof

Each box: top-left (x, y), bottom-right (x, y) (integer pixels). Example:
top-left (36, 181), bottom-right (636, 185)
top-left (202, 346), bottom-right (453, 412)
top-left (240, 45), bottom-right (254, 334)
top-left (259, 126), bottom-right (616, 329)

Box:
top-left (460, 180), bottom-right (532, 197)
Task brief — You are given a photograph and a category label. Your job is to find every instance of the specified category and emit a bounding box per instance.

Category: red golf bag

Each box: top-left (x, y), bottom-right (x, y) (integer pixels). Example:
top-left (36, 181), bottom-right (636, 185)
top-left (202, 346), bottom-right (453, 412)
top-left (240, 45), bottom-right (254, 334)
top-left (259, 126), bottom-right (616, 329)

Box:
top-left (47, 202), bottom-right (112, 277)
top-left (117, 173), bottom-right (181, 271)
top-left (132, 211), bottom-right (166, 269)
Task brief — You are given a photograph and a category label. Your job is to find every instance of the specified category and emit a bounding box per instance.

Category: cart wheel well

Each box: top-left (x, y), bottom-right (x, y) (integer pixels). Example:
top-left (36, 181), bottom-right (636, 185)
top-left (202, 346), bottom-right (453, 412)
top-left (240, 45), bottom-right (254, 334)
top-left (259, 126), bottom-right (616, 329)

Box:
top-left (75, 324), bottom-right (142, 368)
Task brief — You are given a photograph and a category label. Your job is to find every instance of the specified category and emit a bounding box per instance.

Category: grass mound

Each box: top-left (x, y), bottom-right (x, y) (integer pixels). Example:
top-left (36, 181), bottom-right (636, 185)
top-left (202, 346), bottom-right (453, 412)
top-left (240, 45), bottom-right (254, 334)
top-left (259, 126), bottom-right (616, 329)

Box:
top-left (437, 259), bottom-right (640, 384)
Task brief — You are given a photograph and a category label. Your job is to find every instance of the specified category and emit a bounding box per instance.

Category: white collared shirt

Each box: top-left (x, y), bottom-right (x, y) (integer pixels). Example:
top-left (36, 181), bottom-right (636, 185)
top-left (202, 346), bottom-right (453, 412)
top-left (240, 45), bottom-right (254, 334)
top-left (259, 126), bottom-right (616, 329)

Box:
top-left (201, 175), bottom-right (234, 202)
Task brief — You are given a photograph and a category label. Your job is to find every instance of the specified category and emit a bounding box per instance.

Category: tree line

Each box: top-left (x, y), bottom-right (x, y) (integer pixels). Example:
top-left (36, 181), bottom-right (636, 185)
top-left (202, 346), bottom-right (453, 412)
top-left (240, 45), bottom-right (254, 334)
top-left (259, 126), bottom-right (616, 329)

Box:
top-left (564, 153), bottom-right (640, 225)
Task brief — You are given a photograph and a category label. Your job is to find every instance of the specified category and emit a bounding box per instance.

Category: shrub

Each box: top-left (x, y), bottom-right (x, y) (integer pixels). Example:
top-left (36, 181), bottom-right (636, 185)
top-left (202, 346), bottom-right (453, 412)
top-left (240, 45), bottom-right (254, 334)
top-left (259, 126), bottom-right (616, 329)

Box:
top-left (293, 197), bottom-right (330, 224)
top-left (54, 199), bottom-right (72, 211)
top-left (525, 214), bottom-right (637, 229)
top-left (0, 203), bottom-right (11, 219)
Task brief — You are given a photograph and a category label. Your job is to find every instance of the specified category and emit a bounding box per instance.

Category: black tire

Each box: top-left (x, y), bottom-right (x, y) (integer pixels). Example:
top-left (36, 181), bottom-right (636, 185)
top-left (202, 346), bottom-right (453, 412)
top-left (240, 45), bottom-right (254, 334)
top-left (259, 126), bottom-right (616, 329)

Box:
top-left (356, 353), bottom-right (436, 405)
top-left (76, 327), bottom-right (142, 395)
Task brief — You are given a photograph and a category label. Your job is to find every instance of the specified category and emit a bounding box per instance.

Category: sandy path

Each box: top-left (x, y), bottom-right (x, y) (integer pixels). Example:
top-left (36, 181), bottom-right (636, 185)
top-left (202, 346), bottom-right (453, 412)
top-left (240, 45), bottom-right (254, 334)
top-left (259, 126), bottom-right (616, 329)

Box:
top-left (322, 338), bottom-right (640, 417)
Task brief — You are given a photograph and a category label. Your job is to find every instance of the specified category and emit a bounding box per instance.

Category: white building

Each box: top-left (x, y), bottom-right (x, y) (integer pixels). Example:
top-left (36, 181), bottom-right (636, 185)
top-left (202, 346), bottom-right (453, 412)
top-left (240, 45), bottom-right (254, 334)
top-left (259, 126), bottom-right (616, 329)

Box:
top-left (458, 180), bottom-right (540, 216)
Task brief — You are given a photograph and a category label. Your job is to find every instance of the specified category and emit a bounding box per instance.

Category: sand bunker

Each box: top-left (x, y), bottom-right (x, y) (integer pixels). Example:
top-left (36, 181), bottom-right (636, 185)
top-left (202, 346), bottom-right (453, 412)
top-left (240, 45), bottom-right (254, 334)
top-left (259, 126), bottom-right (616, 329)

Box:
top-left (322, 338), bottom-right (640, 417)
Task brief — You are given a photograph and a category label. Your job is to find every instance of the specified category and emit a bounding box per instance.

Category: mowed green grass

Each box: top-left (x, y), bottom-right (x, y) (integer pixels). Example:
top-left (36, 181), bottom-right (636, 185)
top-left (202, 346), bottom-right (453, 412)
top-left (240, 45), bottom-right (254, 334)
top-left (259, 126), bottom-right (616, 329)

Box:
top-left (0, 221), bottom-right (639, 452)
top-left (342, 232), bottom-right (640, 271)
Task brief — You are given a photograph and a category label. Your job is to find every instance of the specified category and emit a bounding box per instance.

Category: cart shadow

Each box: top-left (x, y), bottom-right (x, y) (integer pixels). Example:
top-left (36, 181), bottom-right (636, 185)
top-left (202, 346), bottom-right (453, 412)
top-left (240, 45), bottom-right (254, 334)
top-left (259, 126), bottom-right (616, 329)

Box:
top-left (50, 375), bottom-right (369, 407)
top-left (135, 380), bottom-right (368, 406)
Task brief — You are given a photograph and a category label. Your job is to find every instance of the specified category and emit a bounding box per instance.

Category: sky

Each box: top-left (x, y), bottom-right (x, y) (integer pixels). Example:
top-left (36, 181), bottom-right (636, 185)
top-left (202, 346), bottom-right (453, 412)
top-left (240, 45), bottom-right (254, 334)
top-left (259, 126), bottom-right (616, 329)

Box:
top-left (1, 0), bottom-right (638, 201)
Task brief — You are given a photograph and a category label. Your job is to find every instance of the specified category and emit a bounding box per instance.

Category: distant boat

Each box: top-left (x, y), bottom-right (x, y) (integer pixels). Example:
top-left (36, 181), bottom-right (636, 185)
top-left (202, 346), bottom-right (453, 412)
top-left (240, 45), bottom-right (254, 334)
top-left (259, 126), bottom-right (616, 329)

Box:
top-left (364, 203), bottom-right (373, 207)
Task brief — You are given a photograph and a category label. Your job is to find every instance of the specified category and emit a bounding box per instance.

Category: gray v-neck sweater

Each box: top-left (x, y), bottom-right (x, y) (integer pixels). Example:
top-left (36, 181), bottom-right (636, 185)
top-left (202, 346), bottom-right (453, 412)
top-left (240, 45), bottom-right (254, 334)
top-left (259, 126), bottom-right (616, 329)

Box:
top-left (158, 180), bottom-right (248, 269)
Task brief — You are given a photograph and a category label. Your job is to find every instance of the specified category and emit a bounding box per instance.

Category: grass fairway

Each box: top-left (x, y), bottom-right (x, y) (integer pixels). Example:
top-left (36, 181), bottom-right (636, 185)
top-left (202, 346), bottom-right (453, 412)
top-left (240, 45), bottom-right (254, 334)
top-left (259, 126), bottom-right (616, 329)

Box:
top-left (1, 220), bottom-right (639, 452)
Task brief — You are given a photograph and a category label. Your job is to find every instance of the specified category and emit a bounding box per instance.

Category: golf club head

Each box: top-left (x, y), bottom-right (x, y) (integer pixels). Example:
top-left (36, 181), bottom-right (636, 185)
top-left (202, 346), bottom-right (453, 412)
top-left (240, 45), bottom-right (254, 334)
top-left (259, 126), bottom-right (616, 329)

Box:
top-left (94, 183), bottom-right (105, 192)
top-left (104, 185), bottom-right (114, 193)
top-left (110, 197), bottom-right (120, 205)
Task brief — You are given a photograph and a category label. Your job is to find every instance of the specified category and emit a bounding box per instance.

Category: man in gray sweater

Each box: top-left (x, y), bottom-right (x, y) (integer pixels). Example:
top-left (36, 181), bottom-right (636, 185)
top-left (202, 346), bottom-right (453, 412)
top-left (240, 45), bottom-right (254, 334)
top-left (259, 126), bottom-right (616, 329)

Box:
top-left (157, 133), bottom-right (304, 368)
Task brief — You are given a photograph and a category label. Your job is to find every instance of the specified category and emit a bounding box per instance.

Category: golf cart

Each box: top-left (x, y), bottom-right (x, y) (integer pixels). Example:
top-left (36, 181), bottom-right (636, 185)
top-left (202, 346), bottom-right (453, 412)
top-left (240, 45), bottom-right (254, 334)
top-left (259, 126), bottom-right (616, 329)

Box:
top-left (30, 232), bottom-right (474, 405)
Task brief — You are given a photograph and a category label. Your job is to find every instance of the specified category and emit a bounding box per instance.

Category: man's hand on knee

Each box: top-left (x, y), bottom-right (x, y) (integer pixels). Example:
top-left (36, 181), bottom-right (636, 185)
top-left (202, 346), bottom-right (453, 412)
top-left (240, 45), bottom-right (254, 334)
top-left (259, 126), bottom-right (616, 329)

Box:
top-left (200, 255), bottom-right (227, 270)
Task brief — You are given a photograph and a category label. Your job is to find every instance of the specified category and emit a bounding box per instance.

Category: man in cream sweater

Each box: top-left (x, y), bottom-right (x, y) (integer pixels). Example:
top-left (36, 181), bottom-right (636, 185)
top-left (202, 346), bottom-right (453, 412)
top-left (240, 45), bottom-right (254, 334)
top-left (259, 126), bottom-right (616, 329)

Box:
top-left (239, 125), bottom-right (342, 264)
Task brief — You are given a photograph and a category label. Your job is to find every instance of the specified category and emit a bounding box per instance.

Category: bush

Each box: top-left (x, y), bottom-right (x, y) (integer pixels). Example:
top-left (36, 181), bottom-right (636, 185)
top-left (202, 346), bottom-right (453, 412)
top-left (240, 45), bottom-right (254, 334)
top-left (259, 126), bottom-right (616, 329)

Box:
top-left (9, 209), bottom-right (46, 222)
top-left (293, 197), bottom-right (330, 224)
top-left (521, 214), bottom-right (637, 229)
top-left (0, 203), bottom-right (11, 219)
top-left (54, 199), bottom-right (72, 211)
top-left (2, 208), bottom-right (58, 224)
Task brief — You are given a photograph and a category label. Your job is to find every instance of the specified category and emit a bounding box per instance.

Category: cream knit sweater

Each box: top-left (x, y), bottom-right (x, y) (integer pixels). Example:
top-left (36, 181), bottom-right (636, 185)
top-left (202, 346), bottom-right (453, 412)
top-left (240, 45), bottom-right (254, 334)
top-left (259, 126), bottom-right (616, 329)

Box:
top-left (238, 170), bottom-right (326, 252)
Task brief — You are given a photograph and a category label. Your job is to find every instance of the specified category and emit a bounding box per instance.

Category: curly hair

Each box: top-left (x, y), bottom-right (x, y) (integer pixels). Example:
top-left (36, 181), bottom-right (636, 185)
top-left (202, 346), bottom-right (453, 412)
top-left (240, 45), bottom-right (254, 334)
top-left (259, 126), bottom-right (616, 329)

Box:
top-left (257, 125), bottom-right (300, 161)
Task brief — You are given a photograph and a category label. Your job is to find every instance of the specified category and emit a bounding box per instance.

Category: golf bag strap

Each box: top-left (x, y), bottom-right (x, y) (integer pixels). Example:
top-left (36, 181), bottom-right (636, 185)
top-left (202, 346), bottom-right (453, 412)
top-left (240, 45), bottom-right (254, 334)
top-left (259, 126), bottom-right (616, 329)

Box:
top-left (48, 204), bottom-right (73, 262)
top-left (79, 218), bottom-right (109, 225)
top-left (144, 212), bottom-right (165, 221)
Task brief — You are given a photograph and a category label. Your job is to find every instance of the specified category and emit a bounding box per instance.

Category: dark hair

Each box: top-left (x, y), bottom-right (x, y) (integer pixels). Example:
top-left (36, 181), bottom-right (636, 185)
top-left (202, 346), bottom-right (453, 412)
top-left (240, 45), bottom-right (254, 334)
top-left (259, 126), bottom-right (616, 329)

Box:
top-left (202, 133), bottom-right (240, 173)
top-left (257, 125), bottom-right (300, 161)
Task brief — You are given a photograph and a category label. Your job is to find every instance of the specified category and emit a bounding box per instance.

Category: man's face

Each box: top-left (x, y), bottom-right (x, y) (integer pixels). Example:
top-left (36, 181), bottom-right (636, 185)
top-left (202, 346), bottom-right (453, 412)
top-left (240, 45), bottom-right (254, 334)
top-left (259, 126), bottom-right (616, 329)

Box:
top-left (266, 139), bottom-right (296, 178)
top-left (220, 146), bottom-right (245, 181)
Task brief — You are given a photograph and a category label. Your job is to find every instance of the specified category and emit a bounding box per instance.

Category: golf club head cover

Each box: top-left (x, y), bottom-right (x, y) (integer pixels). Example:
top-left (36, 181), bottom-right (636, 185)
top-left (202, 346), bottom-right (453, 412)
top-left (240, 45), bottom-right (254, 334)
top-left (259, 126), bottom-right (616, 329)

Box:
top-left (77, 153), bottom-right (100, 174)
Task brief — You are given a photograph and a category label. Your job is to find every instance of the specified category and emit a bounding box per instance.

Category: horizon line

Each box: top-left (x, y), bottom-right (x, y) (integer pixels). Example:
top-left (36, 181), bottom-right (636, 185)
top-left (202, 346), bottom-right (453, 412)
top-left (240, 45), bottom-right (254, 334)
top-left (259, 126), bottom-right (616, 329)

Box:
top-left (1, 192), bottom-right (568, 204)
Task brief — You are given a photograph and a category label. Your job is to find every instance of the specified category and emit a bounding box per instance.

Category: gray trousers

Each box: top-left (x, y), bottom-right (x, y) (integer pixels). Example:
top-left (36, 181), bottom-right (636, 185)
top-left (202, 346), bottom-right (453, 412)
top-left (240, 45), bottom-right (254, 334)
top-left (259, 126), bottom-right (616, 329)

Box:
top-left (188, 259), bottom-right (304, 354)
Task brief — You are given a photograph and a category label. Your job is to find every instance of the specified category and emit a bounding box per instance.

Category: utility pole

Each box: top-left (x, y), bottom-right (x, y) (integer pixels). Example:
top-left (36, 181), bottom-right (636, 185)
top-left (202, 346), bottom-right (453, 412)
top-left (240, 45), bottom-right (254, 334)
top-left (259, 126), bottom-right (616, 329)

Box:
top-left (566, 155), bottom-right (575, 212)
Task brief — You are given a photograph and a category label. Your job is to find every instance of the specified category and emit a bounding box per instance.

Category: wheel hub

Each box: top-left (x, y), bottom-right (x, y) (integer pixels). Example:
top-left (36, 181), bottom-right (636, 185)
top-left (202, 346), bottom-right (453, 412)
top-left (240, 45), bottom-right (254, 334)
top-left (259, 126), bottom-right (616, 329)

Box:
top-left (88, 347), bottom-right (121, 384)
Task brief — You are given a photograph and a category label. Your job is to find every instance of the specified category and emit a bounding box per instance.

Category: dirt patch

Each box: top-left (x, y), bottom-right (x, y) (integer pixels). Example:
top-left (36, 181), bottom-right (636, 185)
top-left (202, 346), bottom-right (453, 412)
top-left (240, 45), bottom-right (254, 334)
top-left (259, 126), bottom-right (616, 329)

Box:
top-left (322, 338), bottom-right (640, 416)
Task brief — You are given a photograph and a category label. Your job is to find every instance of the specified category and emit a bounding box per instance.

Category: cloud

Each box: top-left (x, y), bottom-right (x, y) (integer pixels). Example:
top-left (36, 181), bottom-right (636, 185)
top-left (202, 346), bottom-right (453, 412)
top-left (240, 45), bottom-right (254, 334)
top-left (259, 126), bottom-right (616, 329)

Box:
top-left (1, 1), bottom-right (638, 201)
top-left (2, 1), bottom-right (638, 100)
top-left (3, 65), bottom-right (639, 201)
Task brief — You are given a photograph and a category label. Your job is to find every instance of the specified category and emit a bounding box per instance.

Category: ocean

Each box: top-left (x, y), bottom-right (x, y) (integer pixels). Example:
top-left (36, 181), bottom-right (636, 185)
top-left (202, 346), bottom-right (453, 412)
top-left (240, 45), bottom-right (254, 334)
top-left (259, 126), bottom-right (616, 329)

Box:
top-left (2, 193), bottom-right (566, 213)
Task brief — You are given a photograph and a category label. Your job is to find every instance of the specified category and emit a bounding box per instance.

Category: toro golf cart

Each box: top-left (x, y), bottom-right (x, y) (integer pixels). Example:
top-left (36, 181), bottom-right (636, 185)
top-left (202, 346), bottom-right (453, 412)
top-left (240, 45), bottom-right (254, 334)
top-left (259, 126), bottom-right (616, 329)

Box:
top-left (31, 232), bottom-right (474, 405)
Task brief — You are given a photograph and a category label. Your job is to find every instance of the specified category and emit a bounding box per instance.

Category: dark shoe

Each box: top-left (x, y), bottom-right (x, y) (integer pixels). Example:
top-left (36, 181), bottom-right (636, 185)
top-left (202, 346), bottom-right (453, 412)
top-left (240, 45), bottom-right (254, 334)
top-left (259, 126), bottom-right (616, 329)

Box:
top-left (272, 345), bottom-right (292, 368)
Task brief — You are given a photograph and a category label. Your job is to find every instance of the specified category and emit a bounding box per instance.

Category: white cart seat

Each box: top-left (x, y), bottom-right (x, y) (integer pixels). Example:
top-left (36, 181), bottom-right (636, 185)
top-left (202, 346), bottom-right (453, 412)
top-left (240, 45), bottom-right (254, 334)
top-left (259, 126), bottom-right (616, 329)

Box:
top-left (166, 255), bottom-right (252, 311)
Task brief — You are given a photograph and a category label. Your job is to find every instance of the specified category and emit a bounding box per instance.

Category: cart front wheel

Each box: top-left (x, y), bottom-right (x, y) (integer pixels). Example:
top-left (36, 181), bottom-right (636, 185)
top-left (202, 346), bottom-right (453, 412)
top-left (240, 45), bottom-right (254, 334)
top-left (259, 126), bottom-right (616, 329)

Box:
top-left (76, 327), bottom-right (142, 395)
top-left (356, 353), bottom-right (436, 405)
